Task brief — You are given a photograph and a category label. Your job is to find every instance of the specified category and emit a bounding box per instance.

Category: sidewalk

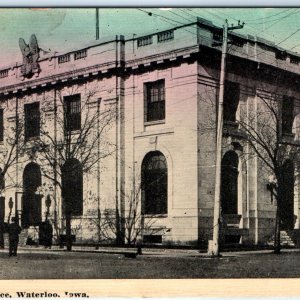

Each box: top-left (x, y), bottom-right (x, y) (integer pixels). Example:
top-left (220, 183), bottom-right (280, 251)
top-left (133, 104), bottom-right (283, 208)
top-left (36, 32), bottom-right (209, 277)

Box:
top-left (1, 244), bottom-right (299, 257)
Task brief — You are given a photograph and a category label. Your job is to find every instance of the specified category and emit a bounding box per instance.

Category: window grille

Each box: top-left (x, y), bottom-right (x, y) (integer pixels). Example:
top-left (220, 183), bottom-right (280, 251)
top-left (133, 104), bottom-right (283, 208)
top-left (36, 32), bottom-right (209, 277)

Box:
top-left (0, 69), bottom-right (8, 79)
top-left (58, 54), bottom-right (70, 64)
top-left (64, 94), bottom-right (81, 132)
top-left (157, 30), bottom-right (174, 43)
top-left (74, 49), bottom-right (87, 60)
top-left (137, 36), bottom-right (153, 47)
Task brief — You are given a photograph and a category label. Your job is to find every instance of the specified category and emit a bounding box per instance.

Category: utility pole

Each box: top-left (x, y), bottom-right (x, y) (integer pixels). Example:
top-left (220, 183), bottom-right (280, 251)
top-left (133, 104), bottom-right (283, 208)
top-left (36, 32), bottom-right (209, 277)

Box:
top-left (208, 20), bottom-right (244, 257)
top-left (96, 8), bottom-right (100, 40)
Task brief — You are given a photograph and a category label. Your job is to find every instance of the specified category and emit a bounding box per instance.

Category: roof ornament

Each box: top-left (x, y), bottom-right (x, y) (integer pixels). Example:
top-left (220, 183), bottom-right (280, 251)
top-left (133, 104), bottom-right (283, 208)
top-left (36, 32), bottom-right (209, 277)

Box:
top-left (19, 34), bottom-right (40, 80)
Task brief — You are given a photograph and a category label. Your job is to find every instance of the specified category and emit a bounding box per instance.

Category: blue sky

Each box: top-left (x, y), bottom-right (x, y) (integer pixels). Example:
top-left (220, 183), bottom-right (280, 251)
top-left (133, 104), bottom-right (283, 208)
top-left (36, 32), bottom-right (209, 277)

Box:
top-left (1, 8), bottom-right (300, 65)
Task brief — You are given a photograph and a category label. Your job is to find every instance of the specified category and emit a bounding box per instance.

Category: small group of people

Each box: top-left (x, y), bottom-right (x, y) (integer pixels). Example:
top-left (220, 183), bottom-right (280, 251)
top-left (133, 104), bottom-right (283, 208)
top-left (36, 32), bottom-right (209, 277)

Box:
top-left (7, 218), bottom-right (53, 257)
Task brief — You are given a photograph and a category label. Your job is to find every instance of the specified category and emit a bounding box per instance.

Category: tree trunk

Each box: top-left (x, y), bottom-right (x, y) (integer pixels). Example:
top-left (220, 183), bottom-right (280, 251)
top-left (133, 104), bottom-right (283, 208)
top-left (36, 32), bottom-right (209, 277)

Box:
top-left (274, 190), bottom-right (281, 254)
top-left (0, 224), bottom-right (3, 249)
top-left (66, 212), bottom-right (72, 251)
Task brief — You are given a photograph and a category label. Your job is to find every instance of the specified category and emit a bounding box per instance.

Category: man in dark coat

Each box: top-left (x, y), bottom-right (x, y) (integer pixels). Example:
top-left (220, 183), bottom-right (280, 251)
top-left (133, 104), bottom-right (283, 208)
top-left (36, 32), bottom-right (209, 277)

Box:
top-left (44, 220), bottom-right (53, 249)
top-left (8, 217), bottom-right (21, 257)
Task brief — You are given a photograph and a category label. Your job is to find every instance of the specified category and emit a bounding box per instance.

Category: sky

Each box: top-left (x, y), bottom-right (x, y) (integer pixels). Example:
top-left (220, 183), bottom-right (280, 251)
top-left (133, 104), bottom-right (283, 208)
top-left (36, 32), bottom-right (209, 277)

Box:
top-left (1, 8), bottom-right (300, 66)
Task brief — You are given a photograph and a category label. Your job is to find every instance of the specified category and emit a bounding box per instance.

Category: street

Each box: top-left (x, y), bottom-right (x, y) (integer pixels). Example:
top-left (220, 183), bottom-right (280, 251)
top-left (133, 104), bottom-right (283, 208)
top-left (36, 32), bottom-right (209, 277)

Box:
top-left (0, 248), bottom-right (300, 279)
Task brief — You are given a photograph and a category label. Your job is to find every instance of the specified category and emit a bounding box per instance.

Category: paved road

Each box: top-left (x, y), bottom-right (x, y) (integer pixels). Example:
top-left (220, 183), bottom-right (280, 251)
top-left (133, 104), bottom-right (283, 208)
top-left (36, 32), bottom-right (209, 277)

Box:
top-left (0, 247), bottom-right (300, 279)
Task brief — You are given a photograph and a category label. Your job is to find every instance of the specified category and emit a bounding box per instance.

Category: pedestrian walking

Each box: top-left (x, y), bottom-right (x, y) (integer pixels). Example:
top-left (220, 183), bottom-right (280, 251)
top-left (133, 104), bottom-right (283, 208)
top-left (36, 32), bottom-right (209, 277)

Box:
top-left (8, 217), bottom-right (21, 257)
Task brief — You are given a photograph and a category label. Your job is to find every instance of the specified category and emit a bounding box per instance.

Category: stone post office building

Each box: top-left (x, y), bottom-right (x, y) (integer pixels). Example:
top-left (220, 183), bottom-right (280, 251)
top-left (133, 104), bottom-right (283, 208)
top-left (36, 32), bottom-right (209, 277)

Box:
top-left (0, 17), bottom-right (300, 247)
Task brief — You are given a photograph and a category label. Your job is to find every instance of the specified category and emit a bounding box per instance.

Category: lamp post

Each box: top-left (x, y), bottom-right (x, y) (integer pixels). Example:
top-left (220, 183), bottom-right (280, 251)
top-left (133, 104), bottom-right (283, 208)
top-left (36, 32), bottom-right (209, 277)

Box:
top-left (45, 195), bottom-right (51, 221)
top-left (8, 197), bottom-right (13, 224)
top-left (14, 191), bottom-right (24, 226)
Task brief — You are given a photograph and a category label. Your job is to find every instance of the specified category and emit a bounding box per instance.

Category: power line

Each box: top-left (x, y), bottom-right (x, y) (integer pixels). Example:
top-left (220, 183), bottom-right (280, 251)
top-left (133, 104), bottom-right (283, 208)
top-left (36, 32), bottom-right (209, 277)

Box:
top-left (262, 9), bottom-right (300, 31)
top-left (243, 8), bottom-right (293, 22)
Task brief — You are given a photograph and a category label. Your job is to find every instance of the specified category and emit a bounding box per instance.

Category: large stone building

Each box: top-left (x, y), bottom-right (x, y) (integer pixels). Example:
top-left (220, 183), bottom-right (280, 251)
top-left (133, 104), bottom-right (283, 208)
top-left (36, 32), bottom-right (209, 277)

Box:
top-left (1, 17), bottom-right (300, 247)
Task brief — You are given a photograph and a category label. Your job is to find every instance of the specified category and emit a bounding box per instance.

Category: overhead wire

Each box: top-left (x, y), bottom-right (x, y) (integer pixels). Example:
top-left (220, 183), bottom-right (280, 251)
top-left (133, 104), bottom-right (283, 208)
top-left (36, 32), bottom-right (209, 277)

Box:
top-left (243, 8), bottom-right (294, 22)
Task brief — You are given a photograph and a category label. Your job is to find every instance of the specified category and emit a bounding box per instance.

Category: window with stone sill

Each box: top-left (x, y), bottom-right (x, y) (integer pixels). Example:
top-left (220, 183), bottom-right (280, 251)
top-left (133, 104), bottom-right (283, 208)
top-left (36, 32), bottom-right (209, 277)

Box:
top-left (224, 81), bottom-right (240, 124)
top-left (144, 79), bottom-right (165, 123)
top-left (282, 96), bottom-right (294, 135)
top-left (64, 94), bottom-right (81, 132)
top-left (24, 102), bottom-right (40, 141)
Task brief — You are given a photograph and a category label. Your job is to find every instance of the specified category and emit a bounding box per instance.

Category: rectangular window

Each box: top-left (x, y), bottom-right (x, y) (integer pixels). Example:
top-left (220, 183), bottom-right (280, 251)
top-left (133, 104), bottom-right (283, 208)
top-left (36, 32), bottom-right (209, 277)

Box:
top-left (0, 109), bottom-right (3, 142)
top-left (290, 56), bottom-right (300, 65)
top-left (137, 36), bottom-right (153, 47)
top-left (224, 81), bottom-right (240, 123)
top-left (64, 94), bottom-right (81, 132)
top-left (144, 80), bottom-right (165, 122)
top-left (24, 102), bottom-right (40, 140)
top-left (282, 96), bottom-right (294, 134)
top-left (0, 69), bottom-right (8, 79)
top-left (58, 54), bottom-right (70, 64)
top-left (157, 30), bottom-right (174, 43)
top-left (276, 50), bottom-right (287, 61)
top-left (74, 50), bottom-right (87, 60)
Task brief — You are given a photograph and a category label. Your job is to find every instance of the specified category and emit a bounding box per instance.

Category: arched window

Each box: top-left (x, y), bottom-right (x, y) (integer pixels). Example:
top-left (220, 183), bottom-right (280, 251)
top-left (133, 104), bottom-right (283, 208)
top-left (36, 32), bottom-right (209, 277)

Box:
top-left (221, 151), bottom-right (239, 215)
top-left (61, 158), bottom-right (83, 216)
top-left (141, 151), bottom-right (167, 215)
top-left (23, 162), bottom-right (42, 227)
top-left (281, 160), bottom-right (294, 229)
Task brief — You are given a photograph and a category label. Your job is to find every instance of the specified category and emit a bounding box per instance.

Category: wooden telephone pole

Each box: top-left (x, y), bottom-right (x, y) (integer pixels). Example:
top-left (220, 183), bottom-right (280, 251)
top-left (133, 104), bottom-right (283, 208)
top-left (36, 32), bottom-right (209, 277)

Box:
top-left (208, 19), bottom-right (244, 257)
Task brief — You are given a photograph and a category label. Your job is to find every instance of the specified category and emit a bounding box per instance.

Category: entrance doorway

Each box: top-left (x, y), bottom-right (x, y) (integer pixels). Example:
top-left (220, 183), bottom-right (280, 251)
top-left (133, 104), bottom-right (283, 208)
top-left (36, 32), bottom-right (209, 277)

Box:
top-left (22, 162), bottom-right (42, 228)
top-left (281, 160), bottom-right (295, 230)
top-left (221, 151), bottom-right (239, 215)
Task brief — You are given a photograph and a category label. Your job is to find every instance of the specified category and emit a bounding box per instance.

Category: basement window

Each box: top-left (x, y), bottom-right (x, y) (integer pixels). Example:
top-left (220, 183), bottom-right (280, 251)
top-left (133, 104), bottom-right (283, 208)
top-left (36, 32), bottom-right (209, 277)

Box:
top-left (143, 235), bottom-right (162, 244)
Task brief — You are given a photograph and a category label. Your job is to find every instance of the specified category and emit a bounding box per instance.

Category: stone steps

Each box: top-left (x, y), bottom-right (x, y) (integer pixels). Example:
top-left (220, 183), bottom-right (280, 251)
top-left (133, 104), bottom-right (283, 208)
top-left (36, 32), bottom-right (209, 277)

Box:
top-left (267, 230), bottom-right (296, 247)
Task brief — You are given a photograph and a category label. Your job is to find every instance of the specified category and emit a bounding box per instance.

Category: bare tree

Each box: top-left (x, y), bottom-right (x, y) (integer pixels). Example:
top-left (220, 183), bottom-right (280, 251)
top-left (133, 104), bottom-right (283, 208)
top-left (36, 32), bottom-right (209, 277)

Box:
top-left (238, 83), bottom-right (300, 254)
top-left (34, 86), bottom-right (116, 251)
top-left (0, 114), bottom-right (28, 247)
top-left (97, 177), bottom-right (163, 250)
